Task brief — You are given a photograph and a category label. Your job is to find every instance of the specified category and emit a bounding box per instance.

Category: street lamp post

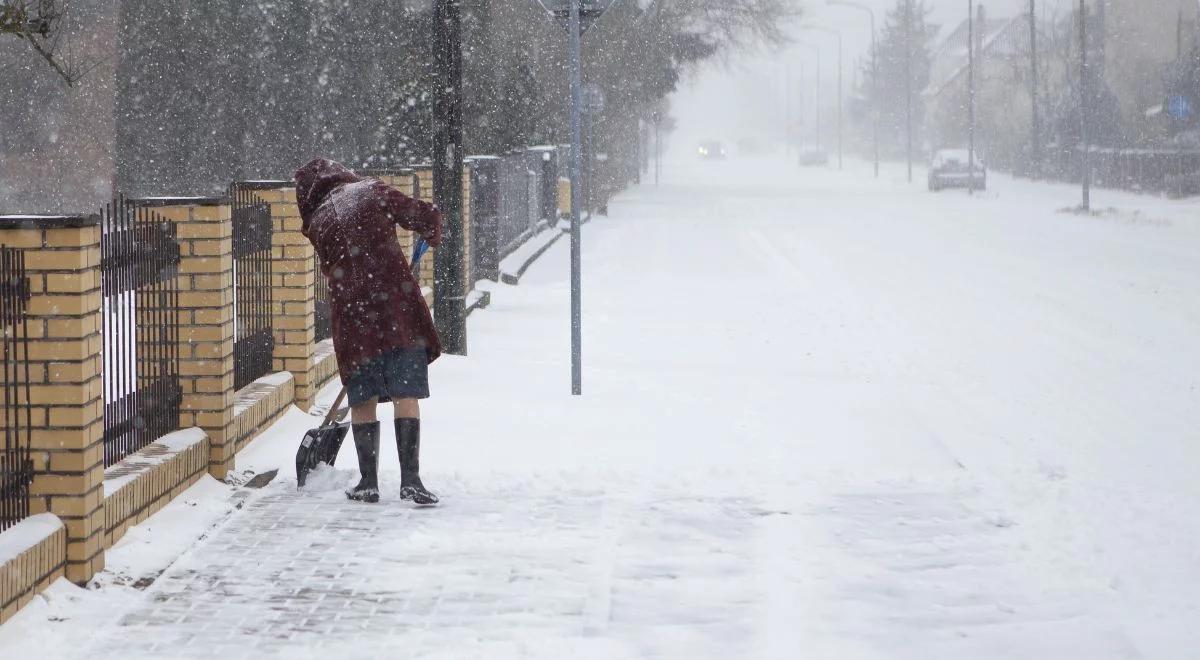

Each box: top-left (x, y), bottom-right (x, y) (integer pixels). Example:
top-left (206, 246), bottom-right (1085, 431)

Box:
top-left (1029, 0), bottom-right (1041, 178)
top-left (1078, 0), bottom-right (1090, 211)
top-left (904, 0), bottom-right (914, 183)
top-left (968, 0), bottom-right (976, 195)
top-left (535, 0), bottom-right (617, 395)
top-left (797, 42), bottom-right (821, 155)
top-left (827, 0), bottom-right (879, 177)
top-left (800, 26), bottom-right (843, 170)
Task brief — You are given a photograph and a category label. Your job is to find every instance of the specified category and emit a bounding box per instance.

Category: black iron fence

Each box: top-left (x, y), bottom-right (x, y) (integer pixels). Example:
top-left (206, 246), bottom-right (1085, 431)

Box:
top-left (1044, 146), bottom-right (1200, 198)
top-left (230, 185), bottom-right (275, 390)
top-left (101, 196), bottom-right (182, 467)
top-left (314, 253), bottom-right (332, 343)
top-left (0, 245), bottom-right (31, 532)
top-left (468, 156), bottom-right (501, 282)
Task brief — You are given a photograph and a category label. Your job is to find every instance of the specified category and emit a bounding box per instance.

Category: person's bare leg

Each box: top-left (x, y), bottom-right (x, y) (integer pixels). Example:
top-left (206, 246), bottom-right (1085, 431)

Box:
top-left (392, 398), bottom-right (419, 419)
top-left (350, 401), bottom-right (378, 424)
top-left (392, 398), bottom-right (437, 504)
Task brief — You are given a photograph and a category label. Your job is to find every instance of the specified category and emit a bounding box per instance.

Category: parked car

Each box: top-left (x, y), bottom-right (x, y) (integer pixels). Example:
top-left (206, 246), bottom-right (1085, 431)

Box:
top-left (928, 149), bottom-right (986, 191)
top-left (698, 141), bottom-right (726, 160)
top-left (798, 147), bottom-right (829, 166)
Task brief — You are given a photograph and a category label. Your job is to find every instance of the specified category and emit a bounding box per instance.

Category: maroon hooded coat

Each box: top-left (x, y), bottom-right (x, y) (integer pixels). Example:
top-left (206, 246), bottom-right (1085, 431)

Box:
top-left (295, 158), bottom-right (443, 382)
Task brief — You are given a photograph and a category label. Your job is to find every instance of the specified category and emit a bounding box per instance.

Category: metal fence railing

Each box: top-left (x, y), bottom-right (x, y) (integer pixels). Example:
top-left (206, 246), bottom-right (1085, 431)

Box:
top-left (466, 147), bottom-right (566, 285)
top-left (314, 253), bottom-right (332, 343)
top-left (101, 197), bottom-right (182, 467)
top-left (468, 156), bottom-right (501, 283)
top-left (230, 184), bottom-right (275, 390)
top-left (498, 150), bottom-right (546, 259)
top-left (1045, 147), bottom-right (1200, 198)
top-left (0, 245), bottom-right (31, 532)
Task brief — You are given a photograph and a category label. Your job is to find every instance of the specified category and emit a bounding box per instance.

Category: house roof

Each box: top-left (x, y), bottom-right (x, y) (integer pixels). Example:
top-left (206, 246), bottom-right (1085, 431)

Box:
top-left (924, 14), bottom-right (1033, 99)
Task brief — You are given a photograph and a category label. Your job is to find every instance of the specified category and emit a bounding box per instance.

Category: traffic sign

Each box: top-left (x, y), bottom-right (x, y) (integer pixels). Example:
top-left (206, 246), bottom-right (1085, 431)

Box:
top-left (1167, 95), bottom-right (1192, 121)
top-left (534, 0), bottom-right (619, 33)
top-left (582, 83), bottom-right (605, 114)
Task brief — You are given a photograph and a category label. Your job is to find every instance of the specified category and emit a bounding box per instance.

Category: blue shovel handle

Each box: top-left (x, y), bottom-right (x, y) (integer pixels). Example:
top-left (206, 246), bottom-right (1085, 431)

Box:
top-left (412, 238), bottom-right (429, 273)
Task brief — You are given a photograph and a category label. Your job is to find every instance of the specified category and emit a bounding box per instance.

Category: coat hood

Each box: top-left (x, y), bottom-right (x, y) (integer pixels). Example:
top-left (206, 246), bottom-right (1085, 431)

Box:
top-left (294, 158), bottom-right (362, 227)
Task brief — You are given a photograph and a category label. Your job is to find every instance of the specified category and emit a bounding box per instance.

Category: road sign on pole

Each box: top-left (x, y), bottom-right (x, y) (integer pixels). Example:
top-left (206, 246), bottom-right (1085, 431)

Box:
top-left (582, 83), bottom-right (606, 114)
top-left (535, 0), bottom-right (618, 33)
top-left (1167, 95), bottom-right (1192, 120)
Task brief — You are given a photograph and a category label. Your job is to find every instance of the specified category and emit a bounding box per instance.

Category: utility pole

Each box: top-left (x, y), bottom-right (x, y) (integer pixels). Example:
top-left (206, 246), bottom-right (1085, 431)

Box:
top-left (432, 0), bottom-right (466, 355)
top-left (634, 118), bottom-right (641, 184)
top-left (568, 0), bottom-right (583, 394)
top-left (1030, 0), bottom-right (1041, 178)
top-left (827, 0), bottom-right (879, 177)
top-left (800, 26), bottom-right (844, 170)
top-left (655, 114), bottom-right (662, 185)
top-left (904, 0), bottom-right (914, 183)
top-left (871, 15), bottom-right (879, 177)
top-left (968, 0), bottom-right (975, 194)
top-left (817, 55), bottom-right (822, 153)
top-left (1079, 0), bottom-right (1090, 211)
top-left (836, 36), bottom-right (843, 170)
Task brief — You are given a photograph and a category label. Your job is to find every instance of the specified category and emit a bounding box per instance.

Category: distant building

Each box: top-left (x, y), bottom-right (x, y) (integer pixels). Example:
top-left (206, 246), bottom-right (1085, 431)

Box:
top-left (923, 5), bottom-right (1036, 170)
top-left (1097, 0), bottom-right (1198, 141)
top-left (923, 0), bottom-right (1200, 174)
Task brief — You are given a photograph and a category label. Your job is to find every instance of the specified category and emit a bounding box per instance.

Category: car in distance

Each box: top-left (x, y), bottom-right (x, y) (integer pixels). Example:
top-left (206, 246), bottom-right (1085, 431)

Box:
top-left (698, 141), bottom-right (726, 159)
top-left (928, 149), bottom-right (986, 191)
top-left (798, 147), bottom-right (829, 166)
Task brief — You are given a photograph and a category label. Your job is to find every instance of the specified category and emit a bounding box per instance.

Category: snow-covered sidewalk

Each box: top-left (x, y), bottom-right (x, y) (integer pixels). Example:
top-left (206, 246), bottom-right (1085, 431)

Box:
top-left (4, 155), bottom-right (1199, 659)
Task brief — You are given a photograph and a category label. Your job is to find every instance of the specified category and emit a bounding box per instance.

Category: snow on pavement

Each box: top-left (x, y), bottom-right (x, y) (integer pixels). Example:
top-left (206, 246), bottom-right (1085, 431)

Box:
top-left (4, 155), bottom-right (1199, 659)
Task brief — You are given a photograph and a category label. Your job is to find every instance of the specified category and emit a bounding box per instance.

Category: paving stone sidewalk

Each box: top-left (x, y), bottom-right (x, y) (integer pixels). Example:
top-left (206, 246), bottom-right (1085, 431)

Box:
top-left (83, 472), bottom-right (769, 660)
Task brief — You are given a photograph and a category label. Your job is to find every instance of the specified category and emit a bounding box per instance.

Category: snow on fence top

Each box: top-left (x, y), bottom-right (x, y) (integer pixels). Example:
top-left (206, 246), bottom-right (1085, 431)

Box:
top-left (0, 214), bottom-right (99, 229)
top-left (0, 514), bottom-right (63, 566)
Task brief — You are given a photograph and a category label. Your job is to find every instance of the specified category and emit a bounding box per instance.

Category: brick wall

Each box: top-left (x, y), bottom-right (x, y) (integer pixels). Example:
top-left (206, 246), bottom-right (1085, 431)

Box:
top-left (0, 216), bottom-right (106, 584)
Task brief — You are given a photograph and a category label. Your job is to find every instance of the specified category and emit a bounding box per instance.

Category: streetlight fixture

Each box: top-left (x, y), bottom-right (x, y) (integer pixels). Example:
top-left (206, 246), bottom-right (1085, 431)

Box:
top-left (532, 0), bottom-right (619, 395)
top-left (799, 25), bottom-right (843, 170)
top-left (826, 0), bottom-right (879, 177)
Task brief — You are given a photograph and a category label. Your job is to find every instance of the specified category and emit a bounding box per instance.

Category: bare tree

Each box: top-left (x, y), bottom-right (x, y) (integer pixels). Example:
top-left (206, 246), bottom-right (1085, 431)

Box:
top-left (641, 0), bottom-right (800, 56)
top-left (1, 0), bottom-right (85, 85)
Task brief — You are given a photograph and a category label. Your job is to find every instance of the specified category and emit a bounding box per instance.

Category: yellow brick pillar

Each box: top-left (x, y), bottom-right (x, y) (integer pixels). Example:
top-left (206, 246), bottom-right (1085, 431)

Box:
top-left (251, 183), bottom-right (320, 410)
top-left (413, 167), bottom-right (437, 303)
top-left (462, 165), bottom-right (473, 294)
top-left (0, 215), bottom-right (105, 584)
top-left (143, 198), bottom-right (237, 480)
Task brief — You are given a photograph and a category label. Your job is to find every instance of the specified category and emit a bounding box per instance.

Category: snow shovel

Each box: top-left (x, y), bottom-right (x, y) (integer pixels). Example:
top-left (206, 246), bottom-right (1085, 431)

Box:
top-left (296, 387), bottom-right (350, 488)
top-left (295, 239), bottom-right (430, 488)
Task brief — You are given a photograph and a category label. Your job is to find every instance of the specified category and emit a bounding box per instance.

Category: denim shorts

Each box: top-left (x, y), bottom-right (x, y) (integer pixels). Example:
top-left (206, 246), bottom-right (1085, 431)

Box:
top-left (345, 347), bottom-right (430, 406)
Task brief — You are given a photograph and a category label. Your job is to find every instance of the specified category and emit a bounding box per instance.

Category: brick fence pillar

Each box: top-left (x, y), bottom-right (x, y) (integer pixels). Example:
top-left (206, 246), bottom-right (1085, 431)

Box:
top-left (0, 215), bottom-right (105, 584)
top-left (141, 199), bottom-right (237, 480)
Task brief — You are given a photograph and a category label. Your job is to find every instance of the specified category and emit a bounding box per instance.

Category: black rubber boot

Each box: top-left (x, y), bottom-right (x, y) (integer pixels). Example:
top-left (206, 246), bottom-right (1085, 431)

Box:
top-left (346, 422), bottom-right (380, 503)
top-left (395, 418), bottom-right (438, 505)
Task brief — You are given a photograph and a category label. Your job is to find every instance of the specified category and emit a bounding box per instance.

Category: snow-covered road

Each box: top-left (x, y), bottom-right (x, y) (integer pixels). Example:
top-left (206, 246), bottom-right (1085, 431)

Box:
top-left (5, 156), bottom-right (1198, 659)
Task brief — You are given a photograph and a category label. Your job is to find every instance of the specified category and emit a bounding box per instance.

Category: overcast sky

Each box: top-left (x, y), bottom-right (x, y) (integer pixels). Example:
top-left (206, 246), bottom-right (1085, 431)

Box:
top-left (669, 0), bottom-right (1081, 152)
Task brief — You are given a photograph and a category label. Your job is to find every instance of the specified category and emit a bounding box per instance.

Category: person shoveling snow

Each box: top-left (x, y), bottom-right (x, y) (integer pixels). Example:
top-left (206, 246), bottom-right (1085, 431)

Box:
top-left (295, 158), bottom-right (443, 505)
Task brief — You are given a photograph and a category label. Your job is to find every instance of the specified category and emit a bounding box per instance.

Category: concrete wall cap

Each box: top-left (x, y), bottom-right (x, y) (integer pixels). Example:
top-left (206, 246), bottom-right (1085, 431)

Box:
top-left (133, 196), bottom-right (227, 207)
top-left (0, 214), bottom-right (100, 229)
